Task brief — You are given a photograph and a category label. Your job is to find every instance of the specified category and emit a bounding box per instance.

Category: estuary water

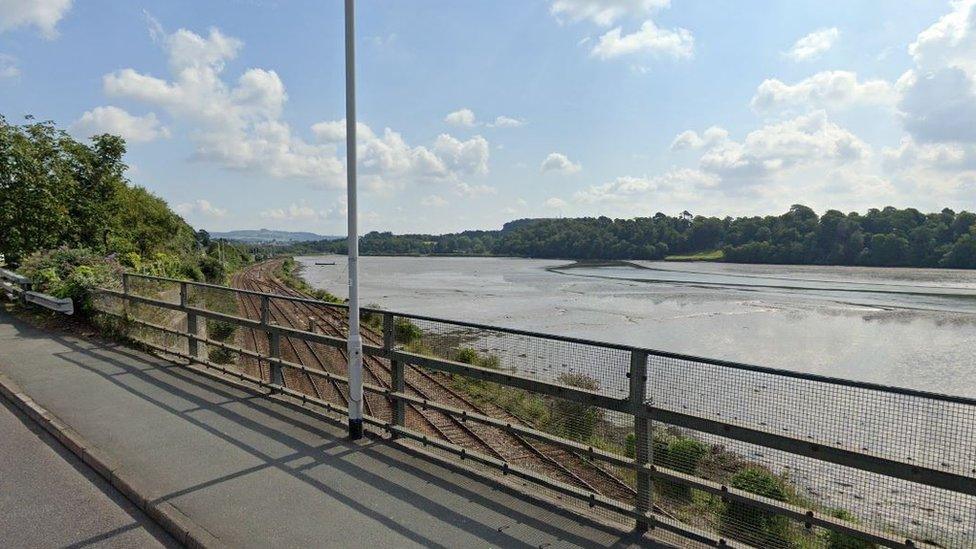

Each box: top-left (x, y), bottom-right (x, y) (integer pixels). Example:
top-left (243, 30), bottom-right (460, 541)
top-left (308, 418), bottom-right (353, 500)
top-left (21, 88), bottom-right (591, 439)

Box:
top-left (298, 255), bottom-right (976, 542)
top-left (298, 255), bottom-right (976, 398)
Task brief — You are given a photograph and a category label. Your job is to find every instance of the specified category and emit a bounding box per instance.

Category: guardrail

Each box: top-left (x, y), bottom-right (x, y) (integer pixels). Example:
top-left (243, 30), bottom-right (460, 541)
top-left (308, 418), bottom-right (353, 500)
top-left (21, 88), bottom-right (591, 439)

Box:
top-left (1, 269), bottom-right (73, 314)
top-left (92, 272), bottom-right (976, 548)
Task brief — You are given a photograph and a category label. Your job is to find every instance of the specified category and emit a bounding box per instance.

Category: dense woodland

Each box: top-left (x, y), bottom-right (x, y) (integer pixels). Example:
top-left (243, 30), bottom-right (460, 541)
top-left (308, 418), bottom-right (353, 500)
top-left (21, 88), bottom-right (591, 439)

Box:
top-left (0, 117), bottom-right (252, 310)
top-left (291, 205), bottom-right (976, 269)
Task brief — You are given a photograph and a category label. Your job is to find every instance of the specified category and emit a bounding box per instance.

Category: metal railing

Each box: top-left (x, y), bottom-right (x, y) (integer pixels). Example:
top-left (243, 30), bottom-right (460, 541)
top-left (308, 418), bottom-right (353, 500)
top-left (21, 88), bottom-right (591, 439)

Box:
top-left (92, 272), bottom-right (976, 548)
top-left (1, 269), bottom-right (74, 314)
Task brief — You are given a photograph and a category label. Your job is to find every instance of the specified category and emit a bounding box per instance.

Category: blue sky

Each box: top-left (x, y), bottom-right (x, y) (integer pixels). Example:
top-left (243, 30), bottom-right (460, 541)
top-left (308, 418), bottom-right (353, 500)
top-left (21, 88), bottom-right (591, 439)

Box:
top-left (2, 1), bottom-right (975, 234)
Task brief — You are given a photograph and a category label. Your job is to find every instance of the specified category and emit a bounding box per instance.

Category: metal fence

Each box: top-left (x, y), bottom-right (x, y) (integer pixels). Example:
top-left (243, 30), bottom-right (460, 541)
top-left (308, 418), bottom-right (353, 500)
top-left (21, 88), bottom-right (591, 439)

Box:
top-left (1, 268), bottom-right (74, 314)
top-left (93, 272), bottom-right (976, 548)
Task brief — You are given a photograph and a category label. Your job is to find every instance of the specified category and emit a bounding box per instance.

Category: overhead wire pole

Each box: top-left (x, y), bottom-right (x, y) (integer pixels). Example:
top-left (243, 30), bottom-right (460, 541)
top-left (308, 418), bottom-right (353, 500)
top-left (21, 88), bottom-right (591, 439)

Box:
top-left (344, 0), bottom-right (364, 440)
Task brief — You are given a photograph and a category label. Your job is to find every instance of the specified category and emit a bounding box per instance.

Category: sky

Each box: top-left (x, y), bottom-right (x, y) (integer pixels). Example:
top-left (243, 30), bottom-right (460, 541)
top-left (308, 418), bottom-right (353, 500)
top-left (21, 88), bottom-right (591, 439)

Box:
top-left (2, 0), bottom-right (976, 235)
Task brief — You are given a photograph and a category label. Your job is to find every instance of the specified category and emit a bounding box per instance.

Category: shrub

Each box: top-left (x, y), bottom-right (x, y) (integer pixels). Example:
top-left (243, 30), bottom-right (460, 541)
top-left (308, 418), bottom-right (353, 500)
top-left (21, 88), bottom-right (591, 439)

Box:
top-left (121, 252), bottom-right (142, 269)
top-left (395, 317), bottom-right (424, 344)
top-left (549, 372), bottom-right (603, 441)
top-left (362, 304), bottom-right (384, 332)
top-left (625, 432), bottom-right (637, 458)
top-left (19, 247), bottom-right (122, 315)
top-left (668, 437), bottom-right (708, 475)
top-left (199, 255), bottom-right (226, 284)
top-left (208, 347), bottom-right (235, 365)
top-left (207, 319), bottom-right (237, 341)
top-left (825, 510), bottom-right (876, 549)
top-left (454, 347), bottom-right (501, 369)
top-left (722, 467), bottom-right (792, 546)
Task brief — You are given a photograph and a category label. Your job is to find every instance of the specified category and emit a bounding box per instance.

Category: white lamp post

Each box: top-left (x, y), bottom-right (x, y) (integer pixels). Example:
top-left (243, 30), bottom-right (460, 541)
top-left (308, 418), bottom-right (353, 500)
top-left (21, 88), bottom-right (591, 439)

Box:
top-left (344, 0), bottom-right (364, 440)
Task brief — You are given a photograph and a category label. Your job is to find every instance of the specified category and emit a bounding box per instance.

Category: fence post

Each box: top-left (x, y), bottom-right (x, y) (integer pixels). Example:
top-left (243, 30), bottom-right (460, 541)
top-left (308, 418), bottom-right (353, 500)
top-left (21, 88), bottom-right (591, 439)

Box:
top-left (121, 273), bottom-right (129, 318)
top-left (629, 349), bottom-right (652, 533)
top-left (260, 294), bottom-right (282, 385)
top-left (384, 312), bottom-right (405, 435)
top-left (268, 332), bottom-right (282, 386)
top-left (181, 282), bottom-right (199, 359)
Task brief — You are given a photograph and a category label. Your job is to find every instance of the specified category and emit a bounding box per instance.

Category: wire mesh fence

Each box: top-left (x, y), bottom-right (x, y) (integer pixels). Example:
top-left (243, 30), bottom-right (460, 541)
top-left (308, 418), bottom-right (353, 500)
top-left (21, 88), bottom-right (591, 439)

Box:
top-left (649, 352), bottom-right (976, 547)
top-left (92, 274), bottom-right (976, 548)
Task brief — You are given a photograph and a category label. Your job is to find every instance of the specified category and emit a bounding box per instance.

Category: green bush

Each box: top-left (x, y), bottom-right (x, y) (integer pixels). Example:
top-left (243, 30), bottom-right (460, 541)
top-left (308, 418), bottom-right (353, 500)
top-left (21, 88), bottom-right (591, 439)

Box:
top-left (199, 255), bottom-right (226, 284)
top-left (722, 467), bottom-right (792, 546)
top-left (625, 432), bottom-right (637, 458)
top-left (207, 319), bottom-right (237, 341)
top-left (825, 510), bottom-right (876, 549)
top-left (395, 317), bottom-right (424, 344)
top-left (549, 372), bottom-right (603, 442)
top-left (668, 437), bottom-right (708, 475)
top-left (362, 304), bottom-right (384, 332)
top-left (19, 247), bottom-right (122, 315)
top-left (208, 347), bottom-right (236, 365)
top-left (454, 347), bottom-right (501, 369)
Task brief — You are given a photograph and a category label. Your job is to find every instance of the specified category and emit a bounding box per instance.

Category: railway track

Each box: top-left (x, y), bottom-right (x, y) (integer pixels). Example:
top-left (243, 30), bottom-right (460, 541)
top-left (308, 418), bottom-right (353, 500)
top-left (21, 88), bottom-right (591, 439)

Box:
top-left (231, 259), bottom-right (638, 504)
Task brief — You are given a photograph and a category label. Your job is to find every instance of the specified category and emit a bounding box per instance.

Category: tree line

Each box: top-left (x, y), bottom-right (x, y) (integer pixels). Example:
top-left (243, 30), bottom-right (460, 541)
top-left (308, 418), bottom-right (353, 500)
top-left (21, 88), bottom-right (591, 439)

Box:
top-left (1, 116), bottom-right (253, 311)
top-left (292, 204), bottom-right (976, 269)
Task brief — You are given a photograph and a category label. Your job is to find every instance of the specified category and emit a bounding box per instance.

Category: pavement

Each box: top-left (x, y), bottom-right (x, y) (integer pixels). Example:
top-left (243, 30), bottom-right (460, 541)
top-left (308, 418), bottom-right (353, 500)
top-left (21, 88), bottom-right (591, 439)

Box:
top-left (0, 394), bottom-right (177, 548)
top-left (0, 308), bottom-right (665, 548)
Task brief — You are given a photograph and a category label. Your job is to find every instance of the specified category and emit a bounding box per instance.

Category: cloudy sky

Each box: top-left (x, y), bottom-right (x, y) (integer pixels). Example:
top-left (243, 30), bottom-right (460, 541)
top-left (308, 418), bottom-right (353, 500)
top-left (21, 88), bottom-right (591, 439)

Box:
top-left (2, 0), bottom-right (976, 234)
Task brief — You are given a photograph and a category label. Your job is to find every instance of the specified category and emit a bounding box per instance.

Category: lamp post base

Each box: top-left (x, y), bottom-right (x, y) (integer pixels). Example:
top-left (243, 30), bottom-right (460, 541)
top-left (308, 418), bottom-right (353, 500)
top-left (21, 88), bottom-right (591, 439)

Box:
top-left (348, 418), bottom-right (363, 440)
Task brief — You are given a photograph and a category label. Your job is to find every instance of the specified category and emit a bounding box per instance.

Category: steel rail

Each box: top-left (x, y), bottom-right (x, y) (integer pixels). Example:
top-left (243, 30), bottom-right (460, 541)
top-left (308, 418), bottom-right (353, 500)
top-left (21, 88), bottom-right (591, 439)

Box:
top-left (242, 270), bottom-right (507, 459)
top-left (259, 273), bottom-right (517, 463)
top-left (107, 312), bottom-right (387, 396)
top-left (237, 276), bottom-right (333, 405)
top-left (231, 272), bottom-right (273, 382)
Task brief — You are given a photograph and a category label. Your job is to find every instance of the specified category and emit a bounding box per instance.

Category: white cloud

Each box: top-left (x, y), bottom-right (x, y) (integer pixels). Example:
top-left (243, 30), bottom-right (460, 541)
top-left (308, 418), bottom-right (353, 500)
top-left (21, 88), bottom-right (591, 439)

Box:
top-left (420, 195), bottom-right (448, 207)
top-left (540, 152), bottom-right (582, 174)
top-left (881, 137), bottom-right (976, 202)
top-left (883, 137), bottom-right (975, 172)
top-left (0, 53), bottom-right (18, 79)
top-left (310, 119), bottom-right (352, 142)
top-left (574, 169), bottom-right (719, 204)
top-left (544, 197), bottom-right (568, 210)
top-left (897, 0), bottom-right (976, 144)
top-left (70, 106), bottom-right (170, 143)
top-left (488, 115), bottom-right (524, 128)
top-left (670, 126), bottom-right (728, 151)
top-left (453, 182), bottom-right (497, 197)
top-left (590, 20), bottom-right (693, 60)
top-left (259, 201), bottom-right (321, 221)
top-left (445, 108), bottom-right (477, 127)
top-left (312, 119), bottom-right (490, 190)
top-left (103, 22), bottom-right (491, 192)
top-left (786, 27), bottom-right (839, 61)
top-left (899, 68), bottom-right (976, 143)
top-left (549, 0), bottom-right (670, 26)
top-left (175, 199), bottom-right (227, 218)
top-left (433, 133), bottom-right (490, 175)
top-left (0, 0), bottom-right (72, 39)
top-left (682, 111), bottom-right (870, 180)
top-left (909, 0), bottom-right (976, 76)
top-left (104, 23), bottom-right (344, 187)
top-left (751, 71), bottom-right (895, 113)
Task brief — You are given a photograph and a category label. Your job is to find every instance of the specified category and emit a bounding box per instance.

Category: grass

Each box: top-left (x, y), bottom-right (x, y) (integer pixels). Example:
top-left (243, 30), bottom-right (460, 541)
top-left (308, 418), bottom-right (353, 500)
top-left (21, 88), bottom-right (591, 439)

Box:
top-left (664, 249), bottom-right (725, 261)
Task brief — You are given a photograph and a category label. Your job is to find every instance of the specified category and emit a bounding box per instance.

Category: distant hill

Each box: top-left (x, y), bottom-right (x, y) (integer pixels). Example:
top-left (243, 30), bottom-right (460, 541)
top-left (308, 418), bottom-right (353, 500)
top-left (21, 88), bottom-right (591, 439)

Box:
top-left (209, 229), bottom-right (342, 244)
